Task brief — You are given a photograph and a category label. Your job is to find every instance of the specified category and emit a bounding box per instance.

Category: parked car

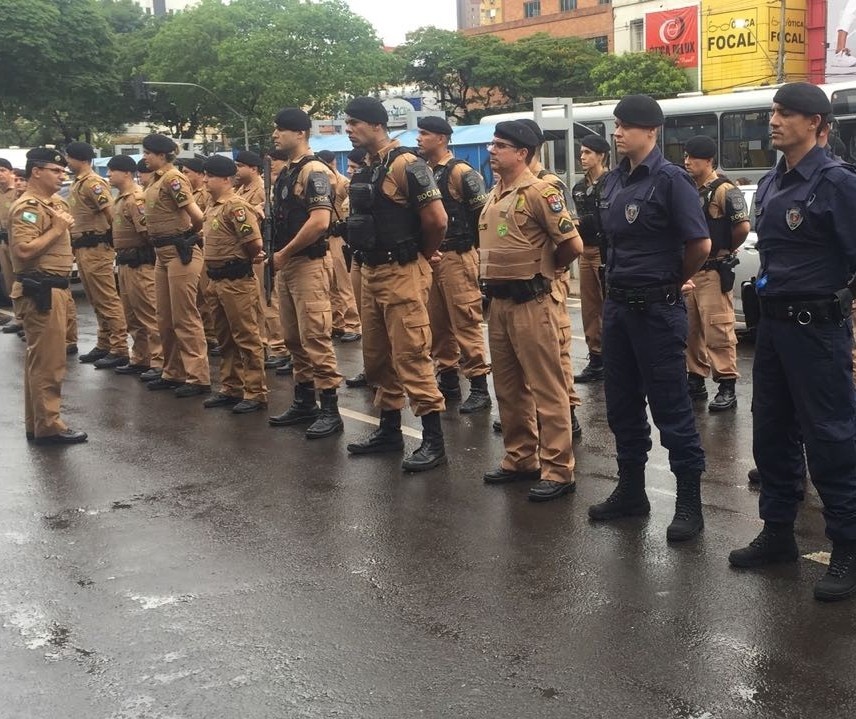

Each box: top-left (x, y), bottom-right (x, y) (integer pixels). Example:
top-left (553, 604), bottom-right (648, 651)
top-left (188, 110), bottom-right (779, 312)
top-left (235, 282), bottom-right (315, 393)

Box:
top-left (732, 184), bottom-right (759, 331)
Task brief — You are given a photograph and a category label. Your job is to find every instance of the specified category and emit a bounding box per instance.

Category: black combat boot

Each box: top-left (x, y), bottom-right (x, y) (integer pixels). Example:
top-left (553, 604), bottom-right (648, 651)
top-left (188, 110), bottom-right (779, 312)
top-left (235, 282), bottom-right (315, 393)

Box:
top-left (728, 521), bottom-right (799, 568)
top-left (459, 374), bottom-right (491, 414)
top-left (814, 542), bottom-right (856, 601)
top-left (588, 463), bottom-right (650, 521)
top-left (667, 472), bottom-right (704, 541)
top-left (402, 411), bottom-right (447, 472)
top-left (687, 372), bottom-right (708, 400)
top-left (708, 379), bottom-right (737, 412)
top-left (347, 409), bottom-right (405, 454)
top-left (268, 382), bottom-right (319, 426)
top-left (306, 389), bottom-right (344, 439)
top-left (574, 353), bottom-right (604, 383)
top-left (437, 369), bottom-right (462, 400)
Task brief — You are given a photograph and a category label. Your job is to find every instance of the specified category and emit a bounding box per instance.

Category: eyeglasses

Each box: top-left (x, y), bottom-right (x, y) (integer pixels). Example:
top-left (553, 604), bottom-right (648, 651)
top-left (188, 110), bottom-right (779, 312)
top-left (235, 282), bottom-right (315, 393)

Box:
top-left (487, 141), bottom-right (518, 151)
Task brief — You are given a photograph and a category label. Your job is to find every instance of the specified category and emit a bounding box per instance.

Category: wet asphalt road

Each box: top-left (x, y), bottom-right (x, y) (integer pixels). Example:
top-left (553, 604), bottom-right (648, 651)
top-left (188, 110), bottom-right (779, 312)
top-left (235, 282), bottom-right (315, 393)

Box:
top-left (1, 291), bottom-right (855, 719)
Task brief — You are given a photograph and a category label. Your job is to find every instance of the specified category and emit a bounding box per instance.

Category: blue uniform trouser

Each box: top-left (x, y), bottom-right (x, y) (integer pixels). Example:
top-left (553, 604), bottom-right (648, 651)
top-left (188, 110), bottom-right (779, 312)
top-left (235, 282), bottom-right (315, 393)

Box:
top-left (753, 317), bottom-right (856, 542)
top-left (603, 298), bottom-right (706, 475)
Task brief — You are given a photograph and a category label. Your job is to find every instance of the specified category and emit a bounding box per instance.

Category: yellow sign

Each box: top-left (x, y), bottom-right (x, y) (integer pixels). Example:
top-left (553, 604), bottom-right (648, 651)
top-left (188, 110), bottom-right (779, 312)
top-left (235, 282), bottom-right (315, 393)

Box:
top-left (705, 11), bottom-right (758, 58)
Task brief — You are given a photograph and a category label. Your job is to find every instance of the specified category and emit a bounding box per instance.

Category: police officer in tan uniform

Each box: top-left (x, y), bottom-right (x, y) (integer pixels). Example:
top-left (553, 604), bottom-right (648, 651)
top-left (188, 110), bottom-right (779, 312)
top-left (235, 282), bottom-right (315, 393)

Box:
top-left (318, 149), bottom-right (362, 343)
top-left (200, 154), bottom-right (268, 414)
top-left (137, 158), bottom-right (153, 188)
top-left (343, 97), bottom-right (449, 471)
top-left (682, 135), bottom-right (750, 411)
top-left (65, 141), bottom-right (130, 369)
top-left (267, 108), bottom-right (344, 439)
top-left (141, 133), bottom-right (210, 397)
top-left (9, 148), bottom-right (87, 445)
top-left (0, 157), bottom-right (23, 333)
top-left (416, 115), bottom-right (491, 414)
top-left (106, 154), bottom-right (163, 376)
top-left (480, 122), bottom-right (583, 501)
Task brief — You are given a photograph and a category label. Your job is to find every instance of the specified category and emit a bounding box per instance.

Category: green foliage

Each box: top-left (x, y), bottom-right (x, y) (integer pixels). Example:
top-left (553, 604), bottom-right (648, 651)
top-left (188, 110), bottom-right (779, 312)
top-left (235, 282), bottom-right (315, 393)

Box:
top-left (590, 52), bottom-right (693, 98)
top-left (505, 34), bottom-right (602, 102)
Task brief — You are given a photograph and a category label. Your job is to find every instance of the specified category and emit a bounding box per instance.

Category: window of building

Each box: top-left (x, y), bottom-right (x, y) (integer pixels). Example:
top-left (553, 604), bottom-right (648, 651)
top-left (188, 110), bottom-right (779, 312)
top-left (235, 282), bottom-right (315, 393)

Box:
top-left (152, 0), bottom-right (166, 15)
top-left (662, 114), bottom-right (718, 166)
top-left (629, 19), bottom-right (643, 52)
top-left (560, 0), bottom-right (577, 11)
top-left (591, 36), bottom-right (608, 53)
top-left (523, 1), bottom-right (541, 18)
top-left (720, 111), bottom-right (776, 169)
top-left (598, 0), bottom-right (611, 4)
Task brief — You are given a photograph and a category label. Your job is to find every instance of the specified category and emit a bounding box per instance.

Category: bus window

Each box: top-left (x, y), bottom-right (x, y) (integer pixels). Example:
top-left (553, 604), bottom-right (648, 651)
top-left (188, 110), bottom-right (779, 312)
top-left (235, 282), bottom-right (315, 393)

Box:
top-left (720, 111), bottom-right (775, 169)
top-left (662, 113), bottom-right (717, 165)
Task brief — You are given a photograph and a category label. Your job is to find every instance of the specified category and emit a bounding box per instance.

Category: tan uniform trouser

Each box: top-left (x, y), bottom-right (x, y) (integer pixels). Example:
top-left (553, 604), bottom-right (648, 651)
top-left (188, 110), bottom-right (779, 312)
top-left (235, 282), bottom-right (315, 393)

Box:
top-left (489, 291), bottom-right (575, 484)
top-left (328, 236), bottom-right (361, 333)
top-left (254, 263), bottom-right (287, 355)
top-left (579, 245), bottom-right (604, 356)
top-left (73, 243), bottom-right (128, 355)
top-left (361, 255), bottom-right (445, 416)
top-left (426, 247), bottom-right (489, 378)
top-left (207, 274), bottom-right (267, 402)
top-left (555, 276), bottom-right (582, 409)
top-left (154, 245), bottom-right (210, 385)
top-left (65, 292), bottom-right (78, 345)
top-left (351, 261), bottom-right (363, 317)
top-left (685, 268), bottom-right (739, 381)
top-left (277, 254), bottom-right (341, 390)
top-left (118, 262), bottom-right (163, 368)
top-left (197, 270), bottom-right (217, 343)
top-left (1, 241), bottom-right (21, 320)
top-left (14, 288), bottom-right (70, 437)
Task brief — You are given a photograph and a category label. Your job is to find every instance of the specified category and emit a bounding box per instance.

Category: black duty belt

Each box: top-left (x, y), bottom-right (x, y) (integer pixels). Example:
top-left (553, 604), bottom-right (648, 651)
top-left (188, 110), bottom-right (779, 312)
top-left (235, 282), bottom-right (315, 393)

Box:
top-left (607, 284), bottom-right (680, 308)
top-left (71, 231), bottom-right (112, 249)
top-left (482, 275), bottom-right (551, 304)
top-left (361, 244), bottom-right (419, 268)
top-left (116, 246), bottom-right (156, 267)
top-left (759, 296), bottom-right (848, 325)
top-left (15, 271), bottom-right (70, 288)
top-left (16, 272), bottom-right (70, 313)
top-left (150, 232), bottom-right (194, 248)
top-left (439, 238), bottom-right (474, 254)
top-left (206, 259), bottom-right (254, 281)
top-left (700, 258), bottom-right (723, 272)
top-left (294, 239), bottom-right (328, 260)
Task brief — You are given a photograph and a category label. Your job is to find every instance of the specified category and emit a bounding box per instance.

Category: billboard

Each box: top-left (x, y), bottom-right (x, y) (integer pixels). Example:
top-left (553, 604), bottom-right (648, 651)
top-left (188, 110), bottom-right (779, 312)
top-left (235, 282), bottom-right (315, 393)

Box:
top-left (645, 7), bottom-right (699, 69)
top-left (827, 0), bottom-right (856, 81)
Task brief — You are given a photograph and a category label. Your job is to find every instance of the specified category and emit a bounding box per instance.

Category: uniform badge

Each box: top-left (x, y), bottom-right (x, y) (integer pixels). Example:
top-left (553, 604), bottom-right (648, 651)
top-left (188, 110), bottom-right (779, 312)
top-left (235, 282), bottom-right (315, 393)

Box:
top-left (170, 178), bottom-right (182, 192)
top-left (21, 211), bottom-right (38, 224)
top-left (239, 223), bottom-right (254, 236)
top-left (786, 207), bottom-right (803, 230)
top-left (515, 194), bottom-right (526, 211)
top-left (212, 220), bottom-right (220, 230)
top-left (558, 217), bottom-right (574, 234)
top-left (542, 190), bottom-right (563, 213)
top-left (234, 207), bottom-right (247, 223)
top-left (497, 223), bottom-right (508, 237)
top-left (625, 203), bottom-right (639, 224)
top-left (93, 184), bottom-right (103, 195)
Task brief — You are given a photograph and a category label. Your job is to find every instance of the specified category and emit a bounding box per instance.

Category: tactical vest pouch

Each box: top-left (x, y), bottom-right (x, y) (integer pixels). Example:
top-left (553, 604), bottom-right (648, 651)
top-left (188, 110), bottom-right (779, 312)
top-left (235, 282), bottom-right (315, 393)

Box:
top-left (346, 214), bottom-right (376, 252)
top-left (18, 273), bottom-right (70, 313)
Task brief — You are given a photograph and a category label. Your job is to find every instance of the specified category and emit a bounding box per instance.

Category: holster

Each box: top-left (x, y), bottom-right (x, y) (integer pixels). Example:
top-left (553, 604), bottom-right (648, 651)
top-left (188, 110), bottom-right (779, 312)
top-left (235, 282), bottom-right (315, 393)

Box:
top-left (346, 214), bottom-right (376, 252)
top-left (834, 287), bottom-right (854, 320)
top-left (18, 273), bottom-right (69, 313)
top-left (718, 263), bottom-right (737, 293)
top-left (741, 279), bottom-right (761, 330)
top-left (175, 232), bottom-right (201, 265)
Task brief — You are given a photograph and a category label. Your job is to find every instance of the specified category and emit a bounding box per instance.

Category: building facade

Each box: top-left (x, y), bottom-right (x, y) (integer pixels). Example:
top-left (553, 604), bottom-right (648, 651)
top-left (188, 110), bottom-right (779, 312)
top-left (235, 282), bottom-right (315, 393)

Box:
top-left (133, 0), bottom-right (197, 16)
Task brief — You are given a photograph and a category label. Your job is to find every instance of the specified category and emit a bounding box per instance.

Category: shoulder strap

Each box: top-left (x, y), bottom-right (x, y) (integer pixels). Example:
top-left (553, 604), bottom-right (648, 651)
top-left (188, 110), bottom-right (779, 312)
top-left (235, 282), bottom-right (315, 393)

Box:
top-left (702, 177), bottom-right (730, 215)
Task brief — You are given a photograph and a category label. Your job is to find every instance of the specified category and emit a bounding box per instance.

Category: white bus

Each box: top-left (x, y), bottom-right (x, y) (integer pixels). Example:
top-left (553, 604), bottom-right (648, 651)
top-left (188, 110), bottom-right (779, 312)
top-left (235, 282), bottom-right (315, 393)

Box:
top-left (481, 82), bottom-right (856, 183)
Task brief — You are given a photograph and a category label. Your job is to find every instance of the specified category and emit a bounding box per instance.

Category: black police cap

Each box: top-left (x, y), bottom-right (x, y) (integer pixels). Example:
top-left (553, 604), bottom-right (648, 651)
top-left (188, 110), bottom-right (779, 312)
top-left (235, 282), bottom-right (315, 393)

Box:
top-left (614, 94), bottom-right (664, 127)
top-left (417, 116), bottom-right (453, 136)
top-left (773, 82), bottom-right (832, 117)
top-left (345, 96), bottom-right (388, 125)
top-left (517, 118), bottom-right (545, 145)
top-left (142, 134), bottom-right (177, 154)
top-left (274, 108), bottom-right (311, 131)
top-left (26, 147), bottom-right (67, 167)
top-left (317, 150), bottom-right (336, 164)
top-left (684, 135), bottom-right (717, 160)
top-left (107, 155), bottom-right (137, 172)
top-left (0, 158), bottom-right (12, 171)
top-left (235, 150), bottom-right (262, 168)
top-left (347, 148), bottom-right (367, 164)
top-left (65, 141), bottom-right (96, 161)
top-left (136, 159), bottom-right (150, 173)
top-left (178, 156), bottom-right (205, 174)
top-left (203, 155), bottom-right (237, 178)
top-left (494, 120), bottom-right (539, 150)
top-left (580, 134), bottom-right (611, 154)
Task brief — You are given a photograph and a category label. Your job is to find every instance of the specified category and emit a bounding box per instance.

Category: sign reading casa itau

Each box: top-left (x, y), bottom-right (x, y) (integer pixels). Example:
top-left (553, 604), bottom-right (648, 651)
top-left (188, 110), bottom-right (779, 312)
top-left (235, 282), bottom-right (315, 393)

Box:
top-left (701, 0), bottom-right (808, 93)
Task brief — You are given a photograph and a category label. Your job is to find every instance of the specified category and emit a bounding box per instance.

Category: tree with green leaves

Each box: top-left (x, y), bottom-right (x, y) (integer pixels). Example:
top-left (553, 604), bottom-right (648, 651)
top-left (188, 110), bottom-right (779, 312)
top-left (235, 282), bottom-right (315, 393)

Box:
top-left (590, 51), bottom-right (692, 98)
top-left (505, 33), bottom-right (601, 103)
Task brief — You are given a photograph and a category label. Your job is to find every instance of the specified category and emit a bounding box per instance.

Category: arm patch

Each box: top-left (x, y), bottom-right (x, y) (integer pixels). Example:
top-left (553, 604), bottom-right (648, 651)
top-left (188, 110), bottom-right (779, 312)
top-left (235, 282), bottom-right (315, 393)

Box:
top-left (406, 160), bottom-right (441, 206)
top-left (461, 169), bottom-right (488, 210)
top-left (305, 170), bottom-right (333, 208)
top-left (724, 186), bottom-right (749, 224)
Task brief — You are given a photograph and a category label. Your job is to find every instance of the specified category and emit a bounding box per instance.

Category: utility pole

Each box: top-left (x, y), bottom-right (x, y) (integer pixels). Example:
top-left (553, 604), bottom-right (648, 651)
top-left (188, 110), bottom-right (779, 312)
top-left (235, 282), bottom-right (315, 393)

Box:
top-left (776, 0), bottom-right (787, 83)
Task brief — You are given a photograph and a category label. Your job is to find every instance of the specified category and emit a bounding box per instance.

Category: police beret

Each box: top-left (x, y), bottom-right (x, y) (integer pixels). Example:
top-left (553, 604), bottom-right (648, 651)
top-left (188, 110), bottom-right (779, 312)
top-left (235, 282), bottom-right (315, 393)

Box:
top-left (614, 94), bottom-right (664, 127)
top-left (580, 134), bottom-right (610, 154)
top-left (493, 120), bottom-right (539, 150)
top-left (203, 155), bottom-right (237, 178)
top-left (136, 159), bottom-right (150, 173)
top-left (684, 135), bottom-right (717, 160)
top-left (344, 96), bottom-right (388, 125)
top-left (274, 107), bottom-right (311, 131)
top-left (107, 155), bottom-right (137, 172)
top-left (517, 118), bottom-right (545, 146)
top-left (235, 150), bottom-right (262, 168)
top-left (417, 116), bottom-right (453, 136)
top-left (316, 150), bottom-right (336, 163)
top-left (347, 148), bottom-right (367, 164)
top-left (142, 134), bottom-right (177, 154)
top-left (26, 147), bottom-right (67, 167)
top-left (178, 156), bottom-right (204, 174)
top-left (773, 82), bottom-right (831, 116)
top-left (267, 149), bottom-right (290, 162)
top-left (0, 158), bottom-right (12, 170)
top-left (65, 141), bottom-right (96, 161)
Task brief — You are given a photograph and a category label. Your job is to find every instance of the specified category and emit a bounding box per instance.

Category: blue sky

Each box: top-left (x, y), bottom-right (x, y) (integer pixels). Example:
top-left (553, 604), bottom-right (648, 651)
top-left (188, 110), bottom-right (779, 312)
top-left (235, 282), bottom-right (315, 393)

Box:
top-left (345, 0), bottom-right (458, 46)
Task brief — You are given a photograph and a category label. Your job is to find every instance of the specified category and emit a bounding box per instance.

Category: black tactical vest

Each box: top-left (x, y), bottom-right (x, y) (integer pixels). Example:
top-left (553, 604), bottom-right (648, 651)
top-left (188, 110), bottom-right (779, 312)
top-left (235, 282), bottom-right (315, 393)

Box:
top-left (272, 156), bottom-right (314, 252)
top-left (433, 158), bottom-right (472, 243)
top-left (702, 178), bottom-right (732, 255)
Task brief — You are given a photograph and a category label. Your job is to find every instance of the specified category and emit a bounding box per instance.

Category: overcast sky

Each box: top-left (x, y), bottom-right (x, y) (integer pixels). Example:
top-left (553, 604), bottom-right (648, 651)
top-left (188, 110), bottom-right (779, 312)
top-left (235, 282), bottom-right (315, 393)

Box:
top-left (344, 0), bottom-right (458, 46)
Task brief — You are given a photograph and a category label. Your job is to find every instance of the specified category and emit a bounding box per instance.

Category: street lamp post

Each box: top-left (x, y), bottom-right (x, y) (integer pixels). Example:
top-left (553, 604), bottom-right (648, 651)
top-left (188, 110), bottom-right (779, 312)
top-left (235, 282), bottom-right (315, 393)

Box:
top-left (142, 81), bottom-right (250, 150)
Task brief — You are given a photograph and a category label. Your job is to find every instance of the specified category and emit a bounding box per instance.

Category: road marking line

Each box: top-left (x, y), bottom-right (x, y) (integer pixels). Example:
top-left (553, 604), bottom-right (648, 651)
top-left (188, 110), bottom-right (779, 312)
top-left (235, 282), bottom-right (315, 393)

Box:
top-left (339, 407), bottom-right (423, 439)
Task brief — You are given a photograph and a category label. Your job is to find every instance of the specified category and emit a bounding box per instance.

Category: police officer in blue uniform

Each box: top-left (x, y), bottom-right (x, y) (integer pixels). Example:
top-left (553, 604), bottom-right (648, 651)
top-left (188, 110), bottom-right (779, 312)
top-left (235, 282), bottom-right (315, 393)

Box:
top-left (588, 95), bottom-right (711, 542)
top-left (728, 83), bottom-right (856, 602)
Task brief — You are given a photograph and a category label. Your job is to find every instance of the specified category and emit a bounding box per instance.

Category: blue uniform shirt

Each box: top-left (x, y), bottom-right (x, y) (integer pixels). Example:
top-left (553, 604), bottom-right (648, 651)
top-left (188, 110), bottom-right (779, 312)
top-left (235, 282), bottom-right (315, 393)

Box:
top-left (755, 145), bottom-right (856, 297)
top-left (597, 145), bottom-right (709, 287)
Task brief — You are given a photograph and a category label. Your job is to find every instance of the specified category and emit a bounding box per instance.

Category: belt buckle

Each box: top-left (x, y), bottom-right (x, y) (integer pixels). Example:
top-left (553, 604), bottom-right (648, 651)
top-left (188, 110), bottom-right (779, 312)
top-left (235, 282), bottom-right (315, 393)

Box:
top-left (796, 309), bottom-right (812, 326)
top-left (665, 290), bottom-right (677, 306)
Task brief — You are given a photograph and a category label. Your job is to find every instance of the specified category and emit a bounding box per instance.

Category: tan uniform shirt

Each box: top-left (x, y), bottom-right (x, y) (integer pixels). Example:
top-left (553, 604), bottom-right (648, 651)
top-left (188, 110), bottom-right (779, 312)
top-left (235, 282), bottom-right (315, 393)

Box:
top-left (193, 185), bottom-right (211, 212)
top-left (112, 185), bottom-right (148, 250)
top-left (203, 193), bottom-right (262, 265)
top-left (236, 176), bottom-right (265, 217)
top-left (0, 185), bottom-right (17, 231)
top-left (479, 169), bottom-right (577, 281)
top-left (331, 170), bottom-right (348, 220)
top-left (67, 169), bottom-right (112, 236)
top-left (8, 192), bottom-right (73, 277)
top-left (144, 166), bottom-right (192, 237)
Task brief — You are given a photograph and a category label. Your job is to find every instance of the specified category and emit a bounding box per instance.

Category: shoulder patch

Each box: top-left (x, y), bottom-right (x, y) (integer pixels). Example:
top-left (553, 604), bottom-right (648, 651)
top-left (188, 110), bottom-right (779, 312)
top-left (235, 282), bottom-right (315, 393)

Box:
top-left (170, 178), bottom-right (182, 192)
top-left (542, 189), bottom-right (564, 213)
top-left (233, 206), bottom-right (248, 223)
top-left (21, 211), bottom-right (38, 224)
